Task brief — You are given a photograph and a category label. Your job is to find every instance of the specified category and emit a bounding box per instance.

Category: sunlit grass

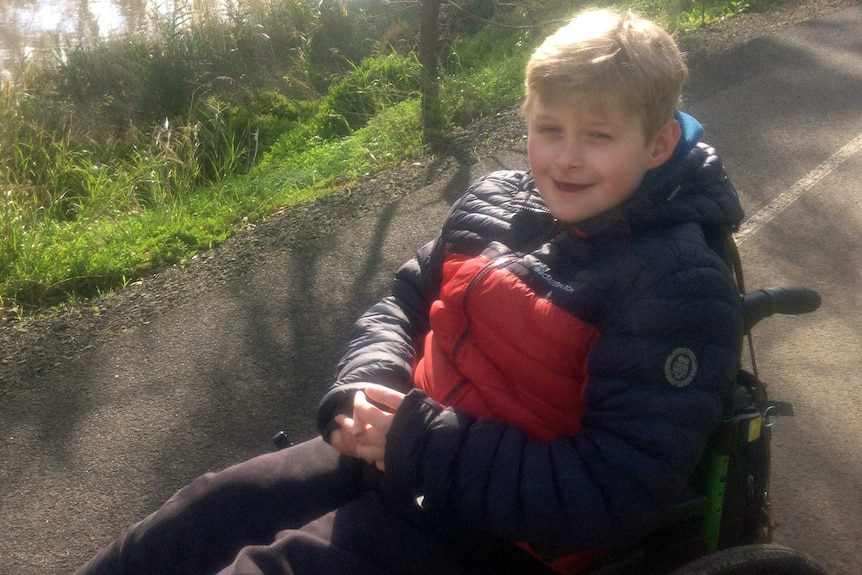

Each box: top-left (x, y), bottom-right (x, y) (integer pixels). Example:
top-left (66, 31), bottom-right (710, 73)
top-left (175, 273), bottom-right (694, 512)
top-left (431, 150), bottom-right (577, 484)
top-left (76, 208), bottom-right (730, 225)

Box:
top-left (1, 0), bottom-right (782, 314)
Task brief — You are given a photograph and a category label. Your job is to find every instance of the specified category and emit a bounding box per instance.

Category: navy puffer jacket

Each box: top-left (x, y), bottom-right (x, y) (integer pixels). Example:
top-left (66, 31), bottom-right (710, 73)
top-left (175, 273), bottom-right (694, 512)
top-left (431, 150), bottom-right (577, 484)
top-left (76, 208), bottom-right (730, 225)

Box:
top-left (318, 117), bottom-right (745, 555)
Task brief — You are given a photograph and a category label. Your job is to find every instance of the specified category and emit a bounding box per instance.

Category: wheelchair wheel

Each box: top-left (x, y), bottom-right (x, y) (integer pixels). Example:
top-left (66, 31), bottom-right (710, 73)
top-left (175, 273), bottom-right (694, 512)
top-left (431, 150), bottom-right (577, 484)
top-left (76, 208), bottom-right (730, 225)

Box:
top-left (667, 544), bottom-right (828, 575)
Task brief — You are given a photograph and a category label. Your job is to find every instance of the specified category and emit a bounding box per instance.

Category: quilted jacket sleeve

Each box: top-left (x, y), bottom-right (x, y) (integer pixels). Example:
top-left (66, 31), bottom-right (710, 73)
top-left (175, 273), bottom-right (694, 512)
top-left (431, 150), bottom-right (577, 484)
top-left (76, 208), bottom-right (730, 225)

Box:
top-left (316, 237), bottom-right (443, 439)
top-left (382, 238), bottom-right (742, 550)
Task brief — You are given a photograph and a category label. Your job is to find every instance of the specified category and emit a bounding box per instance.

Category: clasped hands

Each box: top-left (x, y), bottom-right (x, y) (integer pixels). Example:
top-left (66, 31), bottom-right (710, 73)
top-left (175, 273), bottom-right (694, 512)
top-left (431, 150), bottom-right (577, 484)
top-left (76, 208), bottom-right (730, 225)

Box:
top-left (330, 385), bottom-right (405, 471)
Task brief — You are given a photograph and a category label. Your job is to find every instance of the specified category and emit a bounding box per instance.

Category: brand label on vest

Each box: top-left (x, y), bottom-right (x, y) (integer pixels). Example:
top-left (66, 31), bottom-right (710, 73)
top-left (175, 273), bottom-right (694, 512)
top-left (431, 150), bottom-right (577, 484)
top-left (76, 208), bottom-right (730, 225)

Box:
top-left (665, 348), bottom-right (698, 387)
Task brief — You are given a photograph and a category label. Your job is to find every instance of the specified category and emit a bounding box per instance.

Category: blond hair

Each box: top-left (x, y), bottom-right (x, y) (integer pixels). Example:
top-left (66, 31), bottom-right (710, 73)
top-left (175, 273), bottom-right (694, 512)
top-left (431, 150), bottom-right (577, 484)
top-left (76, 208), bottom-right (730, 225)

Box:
top-left (524, 9), bottom-right (687, 139)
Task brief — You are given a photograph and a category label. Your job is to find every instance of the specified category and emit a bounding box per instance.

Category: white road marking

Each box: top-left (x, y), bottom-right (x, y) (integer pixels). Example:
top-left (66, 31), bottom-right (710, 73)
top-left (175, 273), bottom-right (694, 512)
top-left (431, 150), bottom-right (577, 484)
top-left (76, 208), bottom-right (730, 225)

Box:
top-left (735, 133), bottom-right (862, 244)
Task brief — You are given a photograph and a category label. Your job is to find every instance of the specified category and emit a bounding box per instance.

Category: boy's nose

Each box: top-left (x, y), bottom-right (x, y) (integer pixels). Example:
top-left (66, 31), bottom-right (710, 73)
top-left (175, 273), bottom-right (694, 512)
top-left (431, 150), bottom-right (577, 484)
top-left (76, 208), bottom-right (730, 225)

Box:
top-left (556, 139), bottom-right (583, 170)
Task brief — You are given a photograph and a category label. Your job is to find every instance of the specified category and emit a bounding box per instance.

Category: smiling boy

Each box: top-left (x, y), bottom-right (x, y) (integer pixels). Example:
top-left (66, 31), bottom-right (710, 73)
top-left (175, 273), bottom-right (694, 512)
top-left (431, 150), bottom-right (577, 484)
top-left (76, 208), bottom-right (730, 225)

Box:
top-left (525, 96), bottom-right (678, 224)
top-left (323, 8), bottom-right (745, 572)
top-left (77, 9), bottom-right (745, 575)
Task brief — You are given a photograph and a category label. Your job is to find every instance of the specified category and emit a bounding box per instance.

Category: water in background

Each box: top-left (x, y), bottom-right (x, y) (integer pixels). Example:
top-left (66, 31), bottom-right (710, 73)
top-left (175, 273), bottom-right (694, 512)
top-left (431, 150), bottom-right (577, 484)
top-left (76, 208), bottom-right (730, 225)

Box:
top-left (0, 0), bottom-right (179, 72)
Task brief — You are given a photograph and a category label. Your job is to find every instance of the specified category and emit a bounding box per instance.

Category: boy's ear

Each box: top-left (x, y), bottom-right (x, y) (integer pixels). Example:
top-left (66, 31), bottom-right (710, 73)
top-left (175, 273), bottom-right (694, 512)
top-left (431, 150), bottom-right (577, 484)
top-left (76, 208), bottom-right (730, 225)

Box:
top-left (647, 119), bottom-right (682, 169)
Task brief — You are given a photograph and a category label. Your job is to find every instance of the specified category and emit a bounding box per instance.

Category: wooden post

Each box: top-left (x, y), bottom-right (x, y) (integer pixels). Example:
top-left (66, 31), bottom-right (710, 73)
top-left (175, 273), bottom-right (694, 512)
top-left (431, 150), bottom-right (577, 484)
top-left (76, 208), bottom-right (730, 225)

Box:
top-left (419, 0), bottom-right (444, 143)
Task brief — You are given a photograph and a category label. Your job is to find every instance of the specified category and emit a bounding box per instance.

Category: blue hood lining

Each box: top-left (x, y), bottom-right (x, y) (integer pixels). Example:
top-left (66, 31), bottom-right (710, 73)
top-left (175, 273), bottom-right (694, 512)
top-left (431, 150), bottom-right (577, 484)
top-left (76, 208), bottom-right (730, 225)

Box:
top-left (639, 111), bottom-right (703, 194)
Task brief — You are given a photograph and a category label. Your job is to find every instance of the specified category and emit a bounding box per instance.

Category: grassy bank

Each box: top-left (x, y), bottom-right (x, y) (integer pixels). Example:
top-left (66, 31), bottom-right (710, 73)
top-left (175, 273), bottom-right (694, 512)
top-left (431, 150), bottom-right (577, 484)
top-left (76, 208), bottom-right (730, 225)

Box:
top-left (1, 0), bottom-right (777, 318)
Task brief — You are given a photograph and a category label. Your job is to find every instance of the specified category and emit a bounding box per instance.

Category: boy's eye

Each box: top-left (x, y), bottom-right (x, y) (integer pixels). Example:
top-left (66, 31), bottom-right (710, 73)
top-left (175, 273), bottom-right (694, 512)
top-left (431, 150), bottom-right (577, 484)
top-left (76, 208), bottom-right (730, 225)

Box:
top-left (588, 131), bottom-right (612, 140)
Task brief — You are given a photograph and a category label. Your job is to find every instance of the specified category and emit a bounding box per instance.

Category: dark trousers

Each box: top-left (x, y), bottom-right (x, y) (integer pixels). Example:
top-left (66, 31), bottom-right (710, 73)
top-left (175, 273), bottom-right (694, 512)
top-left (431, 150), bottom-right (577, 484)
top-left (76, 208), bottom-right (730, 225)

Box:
top-left (74, 437), bottom-right (550, 575)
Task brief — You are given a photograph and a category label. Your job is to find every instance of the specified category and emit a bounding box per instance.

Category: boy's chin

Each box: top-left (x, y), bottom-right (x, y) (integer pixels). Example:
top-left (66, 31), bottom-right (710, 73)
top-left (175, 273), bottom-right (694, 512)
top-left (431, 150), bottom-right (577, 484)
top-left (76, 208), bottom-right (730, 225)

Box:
top-left (544, 202), bottom-right (594, 224)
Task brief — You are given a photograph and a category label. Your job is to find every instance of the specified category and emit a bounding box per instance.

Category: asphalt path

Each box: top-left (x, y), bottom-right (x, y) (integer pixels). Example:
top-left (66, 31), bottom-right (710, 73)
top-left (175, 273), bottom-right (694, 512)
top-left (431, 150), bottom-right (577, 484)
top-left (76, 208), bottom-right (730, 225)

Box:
top-left (2, 5), bottom-right (861, 574)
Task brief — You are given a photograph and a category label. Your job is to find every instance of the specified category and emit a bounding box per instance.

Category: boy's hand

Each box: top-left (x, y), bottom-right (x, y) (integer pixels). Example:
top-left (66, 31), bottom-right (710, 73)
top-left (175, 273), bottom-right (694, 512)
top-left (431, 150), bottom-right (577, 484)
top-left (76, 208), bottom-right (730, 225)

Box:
top-left (331, 386), bottom-right (405, 470)
top-left (330, 414), bottom-right (365, 458)
top-left (353, 386), bottom-right (405, 471)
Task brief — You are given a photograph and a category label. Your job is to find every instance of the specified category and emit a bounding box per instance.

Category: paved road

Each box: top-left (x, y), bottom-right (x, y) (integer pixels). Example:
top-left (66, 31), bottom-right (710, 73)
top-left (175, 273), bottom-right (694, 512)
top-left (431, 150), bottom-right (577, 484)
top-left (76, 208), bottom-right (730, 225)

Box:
top-left (2, 5), bottom-right (861, 574)
top-left (684, 8), bottom-right (862, 573)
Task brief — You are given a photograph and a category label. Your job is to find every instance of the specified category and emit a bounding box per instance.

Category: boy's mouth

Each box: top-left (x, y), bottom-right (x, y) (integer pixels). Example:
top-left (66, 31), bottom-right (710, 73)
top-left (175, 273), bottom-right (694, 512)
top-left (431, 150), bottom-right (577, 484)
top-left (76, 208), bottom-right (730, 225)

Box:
top-left (554, 180), bottom-right (591, 194)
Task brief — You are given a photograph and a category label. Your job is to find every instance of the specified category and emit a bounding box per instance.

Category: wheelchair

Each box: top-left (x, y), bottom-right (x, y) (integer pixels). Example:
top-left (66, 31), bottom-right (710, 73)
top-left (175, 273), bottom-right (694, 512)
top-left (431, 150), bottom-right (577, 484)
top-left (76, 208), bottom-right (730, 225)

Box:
top-left (272, 240), bottom-right (828, 575)
top-left (434, 232), bottom-right (830, 575)
top-left (575, 285), bottom-right (828, 575)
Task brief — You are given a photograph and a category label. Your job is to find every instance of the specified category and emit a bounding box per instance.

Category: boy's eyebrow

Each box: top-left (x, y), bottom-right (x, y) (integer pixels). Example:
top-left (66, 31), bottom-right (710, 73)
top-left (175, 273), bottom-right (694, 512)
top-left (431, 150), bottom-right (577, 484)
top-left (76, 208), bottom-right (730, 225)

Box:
top-left (582, 118), bottom-right (622, 130)
top-left (529, 111), bottom-right (559, 122)
top-left (528, 115), bottom-right (567, 129)
top-left (530, 111), bottom-right (622, 130)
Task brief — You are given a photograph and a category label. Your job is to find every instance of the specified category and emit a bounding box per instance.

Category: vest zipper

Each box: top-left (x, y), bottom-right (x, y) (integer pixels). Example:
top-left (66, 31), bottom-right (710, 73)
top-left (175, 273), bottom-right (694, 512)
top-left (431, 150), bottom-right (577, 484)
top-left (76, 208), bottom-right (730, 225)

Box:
top-left (450, 254), bottom-right (519, 368)
top-left (441, 378), bottom-right (469, 405)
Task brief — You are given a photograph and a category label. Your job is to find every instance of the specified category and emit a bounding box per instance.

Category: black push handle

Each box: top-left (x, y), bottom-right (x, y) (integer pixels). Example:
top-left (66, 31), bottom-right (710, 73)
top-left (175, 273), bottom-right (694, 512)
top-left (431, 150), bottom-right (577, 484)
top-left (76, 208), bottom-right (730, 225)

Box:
top-left (743, 286), bottom-right (821, 331)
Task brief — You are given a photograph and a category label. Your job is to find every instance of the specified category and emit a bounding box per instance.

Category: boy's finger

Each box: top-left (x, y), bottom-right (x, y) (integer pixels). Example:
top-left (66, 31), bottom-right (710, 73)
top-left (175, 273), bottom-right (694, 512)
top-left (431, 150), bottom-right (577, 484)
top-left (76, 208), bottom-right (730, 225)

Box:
top-left (336, 414), bottom-right (365, 437)
top-left (363, 385), bottom-right (406, 411)
top-left (330, 429), bottom-right (360, 458)
top-left (352, 390), bottom-right (367, 409)
top-left (353, 402), bottom-right (396, 436)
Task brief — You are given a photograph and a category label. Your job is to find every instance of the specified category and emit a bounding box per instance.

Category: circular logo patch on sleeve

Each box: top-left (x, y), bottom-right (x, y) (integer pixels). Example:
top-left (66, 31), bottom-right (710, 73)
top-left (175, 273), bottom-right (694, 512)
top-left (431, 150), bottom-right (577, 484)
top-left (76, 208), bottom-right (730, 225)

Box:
top-left (665, 348), bottom-right (698, 387)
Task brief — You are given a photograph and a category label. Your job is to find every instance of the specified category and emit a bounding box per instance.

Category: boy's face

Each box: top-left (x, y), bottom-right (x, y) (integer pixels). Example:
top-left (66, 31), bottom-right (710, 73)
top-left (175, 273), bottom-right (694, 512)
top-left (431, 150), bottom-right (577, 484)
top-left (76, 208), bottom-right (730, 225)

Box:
top-left (526, 95), bottom-right (678, 224)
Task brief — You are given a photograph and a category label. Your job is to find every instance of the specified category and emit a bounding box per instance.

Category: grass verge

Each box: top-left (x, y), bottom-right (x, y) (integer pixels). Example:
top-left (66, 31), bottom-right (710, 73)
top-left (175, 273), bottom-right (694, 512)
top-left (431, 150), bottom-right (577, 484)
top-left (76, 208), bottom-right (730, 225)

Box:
top-left (1, 0), bottom-right (781, 318)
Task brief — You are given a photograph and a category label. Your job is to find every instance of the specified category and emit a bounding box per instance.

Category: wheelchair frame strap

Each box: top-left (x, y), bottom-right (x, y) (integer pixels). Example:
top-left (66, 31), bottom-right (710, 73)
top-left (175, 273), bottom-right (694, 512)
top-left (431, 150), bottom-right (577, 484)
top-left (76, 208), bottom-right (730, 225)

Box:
top-left (724, 227), bottom-right (761, 383)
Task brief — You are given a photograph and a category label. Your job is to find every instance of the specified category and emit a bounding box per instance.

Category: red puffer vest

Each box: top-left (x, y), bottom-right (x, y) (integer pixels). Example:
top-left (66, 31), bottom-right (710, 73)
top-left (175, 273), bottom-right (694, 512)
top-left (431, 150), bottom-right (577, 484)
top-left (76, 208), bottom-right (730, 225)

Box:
top-left (413, 252), bottom-right (600, 442)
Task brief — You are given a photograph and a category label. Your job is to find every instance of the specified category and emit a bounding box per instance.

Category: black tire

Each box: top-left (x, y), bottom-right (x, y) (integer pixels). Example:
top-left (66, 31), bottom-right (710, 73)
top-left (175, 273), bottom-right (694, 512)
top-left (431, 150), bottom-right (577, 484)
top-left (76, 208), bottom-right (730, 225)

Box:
top-left (667, 544), bottom-right (829, 575)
